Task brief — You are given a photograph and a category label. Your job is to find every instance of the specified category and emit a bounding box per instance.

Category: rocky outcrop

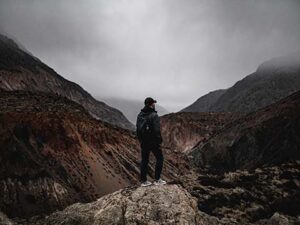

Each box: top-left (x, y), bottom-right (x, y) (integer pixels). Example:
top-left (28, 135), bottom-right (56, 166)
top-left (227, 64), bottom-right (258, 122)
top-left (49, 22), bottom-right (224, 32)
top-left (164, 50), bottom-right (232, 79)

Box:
top-left (0, 89), bottom-right (187, 219)
top-left (160, 112), bottom-right (238, 153)
top-left (181, 52), bottom-right (300, 113)
top-left (190, 90), bottom-right (300, 171)
top-left (20, 185), bottom-right (221, 225)
top-left (0, 212), bottom-right (15, 225)
top-left (0, 34), bottom-right (134, 130)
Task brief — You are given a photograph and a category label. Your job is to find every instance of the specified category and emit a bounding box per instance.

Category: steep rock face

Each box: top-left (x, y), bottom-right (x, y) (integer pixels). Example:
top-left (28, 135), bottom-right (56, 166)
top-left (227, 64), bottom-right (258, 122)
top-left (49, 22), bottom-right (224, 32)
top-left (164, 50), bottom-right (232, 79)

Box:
top-left (181, 52), bottom-right (300, 113)
top-left (0, 34), bottom-right (134, 130)
top-left (181, 90), bottom-right (226, 112)
top-left (0, 90), bottom-right (187, 219)
top-left (190, 91), bottom-right (300, 171)
top-left (160, 112), bottom-right (237, 153)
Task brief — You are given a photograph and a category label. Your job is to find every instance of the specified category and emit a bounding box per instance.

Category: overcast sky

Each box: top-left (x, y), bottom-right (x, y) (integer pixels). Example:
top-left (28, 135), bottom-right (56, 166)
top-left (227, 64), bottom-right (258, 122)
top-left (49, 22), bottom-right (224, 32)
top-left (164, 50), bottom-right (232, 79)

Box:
top-left (0, 0), bottom-right (300, 111)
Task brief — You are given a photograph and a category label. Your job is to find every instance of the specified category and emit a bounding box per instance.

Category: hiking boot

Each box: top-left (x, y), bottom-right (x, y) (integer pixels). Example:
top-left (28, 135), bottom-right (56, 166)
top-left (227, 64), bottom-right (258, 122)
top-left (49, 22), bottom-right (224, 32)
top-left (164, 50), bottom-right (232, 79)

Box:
top-left (141, 181), bottom-right (152, 187)
top-left (154, 178), bottom-right (167, 185)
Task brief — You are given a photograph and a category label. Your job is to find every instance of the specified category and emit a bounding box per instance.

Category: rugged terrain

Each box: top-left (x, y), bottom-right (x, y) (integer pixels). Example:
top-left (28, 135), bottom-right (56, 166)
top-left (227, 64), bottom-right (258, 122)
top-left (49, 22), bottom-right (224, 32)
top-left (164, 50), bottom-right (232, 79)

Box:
top-left (0, 89), bottom-right (188, 219)
top-left (181, 161), bottom-right (300, 224)
top-left (0, 34), bottom-right (134, 130)
top-left (179, 90), bottom-right (300, 224)
top-left (1, 34), bottom-right (299, 225)
top-left (182, 52), bottom-right (300, 113)
top-left (2, 182), bottom-right (299, 225)
top-left (189, 90), bottom-right (300, 171)
top-left (160, 112), bottom-right (238, 153)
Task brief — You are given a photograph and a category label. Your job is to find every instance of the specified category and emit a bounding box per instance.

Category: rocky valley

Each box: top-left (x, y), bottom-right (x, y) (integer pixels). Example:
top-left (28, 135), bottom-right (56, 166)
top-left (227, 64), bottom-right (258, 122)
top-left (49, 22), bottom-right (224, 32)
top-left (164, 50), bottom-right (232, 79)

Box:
top-left (1, 87), bottom-right (299, 225)
top-left (0, 33), bottom-right (299, 225)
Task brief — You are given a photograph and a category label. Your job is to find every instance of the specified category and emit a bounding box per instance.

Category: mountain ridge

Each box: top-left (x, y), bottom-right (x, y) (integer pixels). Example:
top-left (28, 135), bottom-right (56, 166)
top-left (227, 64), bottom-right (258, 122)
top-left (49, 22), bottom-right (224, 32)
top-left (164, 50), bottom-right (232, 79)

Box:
top-left (181, 51), bottom-right (300, 113)
top-left (189, 90), bottom-right (300, 171)
top-left (181, 89), bottom-right (226, 112)
top-left (0, 33), bottom-right (134, 130)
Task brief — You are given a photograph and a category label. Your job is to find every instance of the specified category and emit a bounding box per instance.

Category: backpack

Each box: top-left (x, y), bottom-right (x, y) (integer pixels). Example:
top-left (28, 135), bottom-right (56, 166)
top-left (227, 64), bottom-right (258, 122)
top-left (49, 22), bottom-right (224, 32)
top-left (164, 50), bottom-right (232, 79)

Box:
top-left (136, 113), bottom-right (153, 142)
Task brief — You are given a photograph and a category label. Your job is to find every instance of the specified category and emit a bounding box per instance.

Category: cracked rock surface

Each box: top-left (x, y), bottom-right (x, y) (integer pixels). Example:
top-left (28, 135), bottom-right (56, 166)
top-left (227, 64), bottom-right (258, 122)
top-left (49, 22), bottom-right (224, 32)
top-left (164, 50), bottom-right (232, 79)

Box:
top-left (29, 184), bottom-right (218, 225)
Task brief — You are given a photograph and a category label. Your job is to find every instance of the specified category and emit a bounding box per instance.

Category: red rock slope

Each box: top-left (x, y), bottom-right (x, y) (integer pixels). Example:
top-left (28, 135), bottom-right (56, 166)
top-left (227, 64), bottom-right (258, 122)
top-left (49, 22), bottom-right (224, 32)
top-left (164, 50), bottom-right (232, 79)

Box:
top-left (160, 112), bottom-right (238, 153)
top-left (0, 89), bottom-right (187, 219)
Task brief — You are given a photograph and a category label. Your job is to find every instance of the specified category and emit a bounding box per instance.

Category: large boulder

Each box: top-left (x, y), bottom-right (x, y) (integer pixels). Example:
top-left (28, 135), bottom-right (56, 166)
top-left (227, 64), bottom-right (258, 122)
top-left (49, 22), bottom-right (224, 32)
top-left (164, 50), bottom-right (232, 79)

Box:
top-left (34, 184), bottom-right (220, 225)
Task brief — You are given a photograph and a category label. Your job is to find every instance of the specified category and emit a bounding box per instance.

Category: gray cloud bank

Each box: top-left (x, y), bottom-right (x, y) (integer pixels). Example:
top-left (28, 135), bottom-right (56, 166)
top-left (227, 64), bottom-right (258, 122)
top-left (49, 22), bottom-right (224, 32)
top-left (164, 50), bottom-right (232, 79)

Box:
top-left (0, 0), bottom-right (299, 111)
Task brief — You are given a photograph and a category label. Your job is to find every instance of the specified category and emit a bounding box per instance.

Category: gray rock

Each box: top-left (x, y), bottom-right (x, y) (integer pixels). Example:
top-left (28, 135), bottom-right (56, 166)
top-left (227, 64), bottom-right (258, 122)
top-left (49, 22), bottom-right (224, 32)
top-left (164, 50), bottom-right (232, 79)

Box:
top-left (255, 212), bottom-right (299, 225)
top-left (0, 212), bottom-right (15, 225)
top-left (34, 184), bottom-right (223, 225)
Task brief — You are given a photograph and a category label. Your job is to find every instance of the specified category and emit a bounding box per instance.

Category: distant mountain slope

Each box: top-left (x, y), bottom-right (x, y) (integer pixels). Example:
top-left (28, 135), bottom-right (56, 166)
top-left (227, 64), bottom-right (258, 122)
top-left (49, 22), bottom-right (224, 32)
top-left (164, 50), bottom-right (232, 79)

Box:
top-left (160, 112), bottom-right (238, 153)
top-left (0, 34), bottom-right (134, 130)
top-left (0, 89), bottom-right (188, 219)
top-left (190, 90), bottom-right (300, 171)
top-left (181, 52), bottom-right (300, 113)
top-left (101, 97), bottom-right (169, 124)
top-left (180, 89), bottom-right (226, 112)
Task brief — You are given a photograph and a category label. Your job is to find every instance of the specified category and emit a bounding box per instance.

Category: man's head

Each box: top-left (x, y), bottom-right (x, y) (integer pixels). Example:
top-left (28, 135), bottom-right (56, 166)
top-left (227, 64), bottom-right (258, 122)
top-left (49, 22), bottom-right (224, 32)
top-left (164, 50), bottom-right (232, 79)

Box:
top-left (144, 97), bottom-right (157, 108)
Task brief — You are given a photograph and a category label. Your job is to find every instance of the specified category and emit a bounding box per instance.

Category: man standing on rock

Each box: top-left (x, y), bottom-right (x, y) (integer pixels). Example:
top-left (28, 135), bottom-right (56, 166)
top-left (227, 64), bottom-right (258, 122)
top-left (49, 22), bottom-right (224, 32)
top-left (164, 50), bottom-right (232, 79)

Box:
top-left (136, 97), bottom-right (166, 187)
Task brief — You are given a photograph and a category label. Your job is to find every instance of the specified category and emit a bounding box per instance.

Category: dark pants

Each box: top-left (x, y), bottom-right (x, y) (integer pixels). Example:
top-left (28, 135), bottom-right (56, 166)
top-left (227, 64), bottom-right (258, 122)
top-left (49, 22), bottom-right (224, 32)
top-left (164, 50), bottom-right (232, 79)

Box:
top-left (140, 143), bottom-right (164, 182)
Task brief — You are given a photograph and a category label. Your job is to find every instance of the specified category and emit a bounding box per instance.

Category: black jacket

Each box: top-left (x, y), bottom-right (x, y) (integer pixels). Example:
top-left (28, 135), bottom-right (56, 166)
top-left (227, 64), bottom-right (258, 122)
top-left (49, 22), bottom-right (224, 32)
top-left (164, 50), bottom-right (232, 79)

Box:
top-left (136, 105), bottom-right (163, 145)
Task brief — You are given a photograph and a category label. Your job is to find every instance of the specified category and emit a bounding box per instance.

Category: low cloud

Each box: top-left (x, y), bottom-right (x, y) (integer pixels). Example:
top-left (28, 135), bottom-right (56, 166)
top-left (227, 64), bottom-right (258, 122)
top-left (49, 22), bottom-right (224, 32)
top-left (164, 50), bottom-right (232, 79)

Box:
top-left (0, 0), bottom-right (299, 111)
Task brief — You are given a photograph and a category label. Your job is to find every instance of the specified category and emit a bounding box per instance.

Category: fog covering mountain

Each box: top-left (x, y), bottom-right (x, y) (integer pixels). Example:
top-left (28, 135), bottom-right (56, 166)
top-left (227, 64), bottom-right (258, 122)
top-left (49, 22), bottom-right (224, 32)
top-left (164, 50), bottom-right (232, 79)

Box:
top-left (101, 97), bottom-right (169, 124)
top-left (181, 52), bottom-right (300, 113)
top-left (1, 0), bottom-right (300, 112)
top-left (0, 34), bottom-right (134, 130)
